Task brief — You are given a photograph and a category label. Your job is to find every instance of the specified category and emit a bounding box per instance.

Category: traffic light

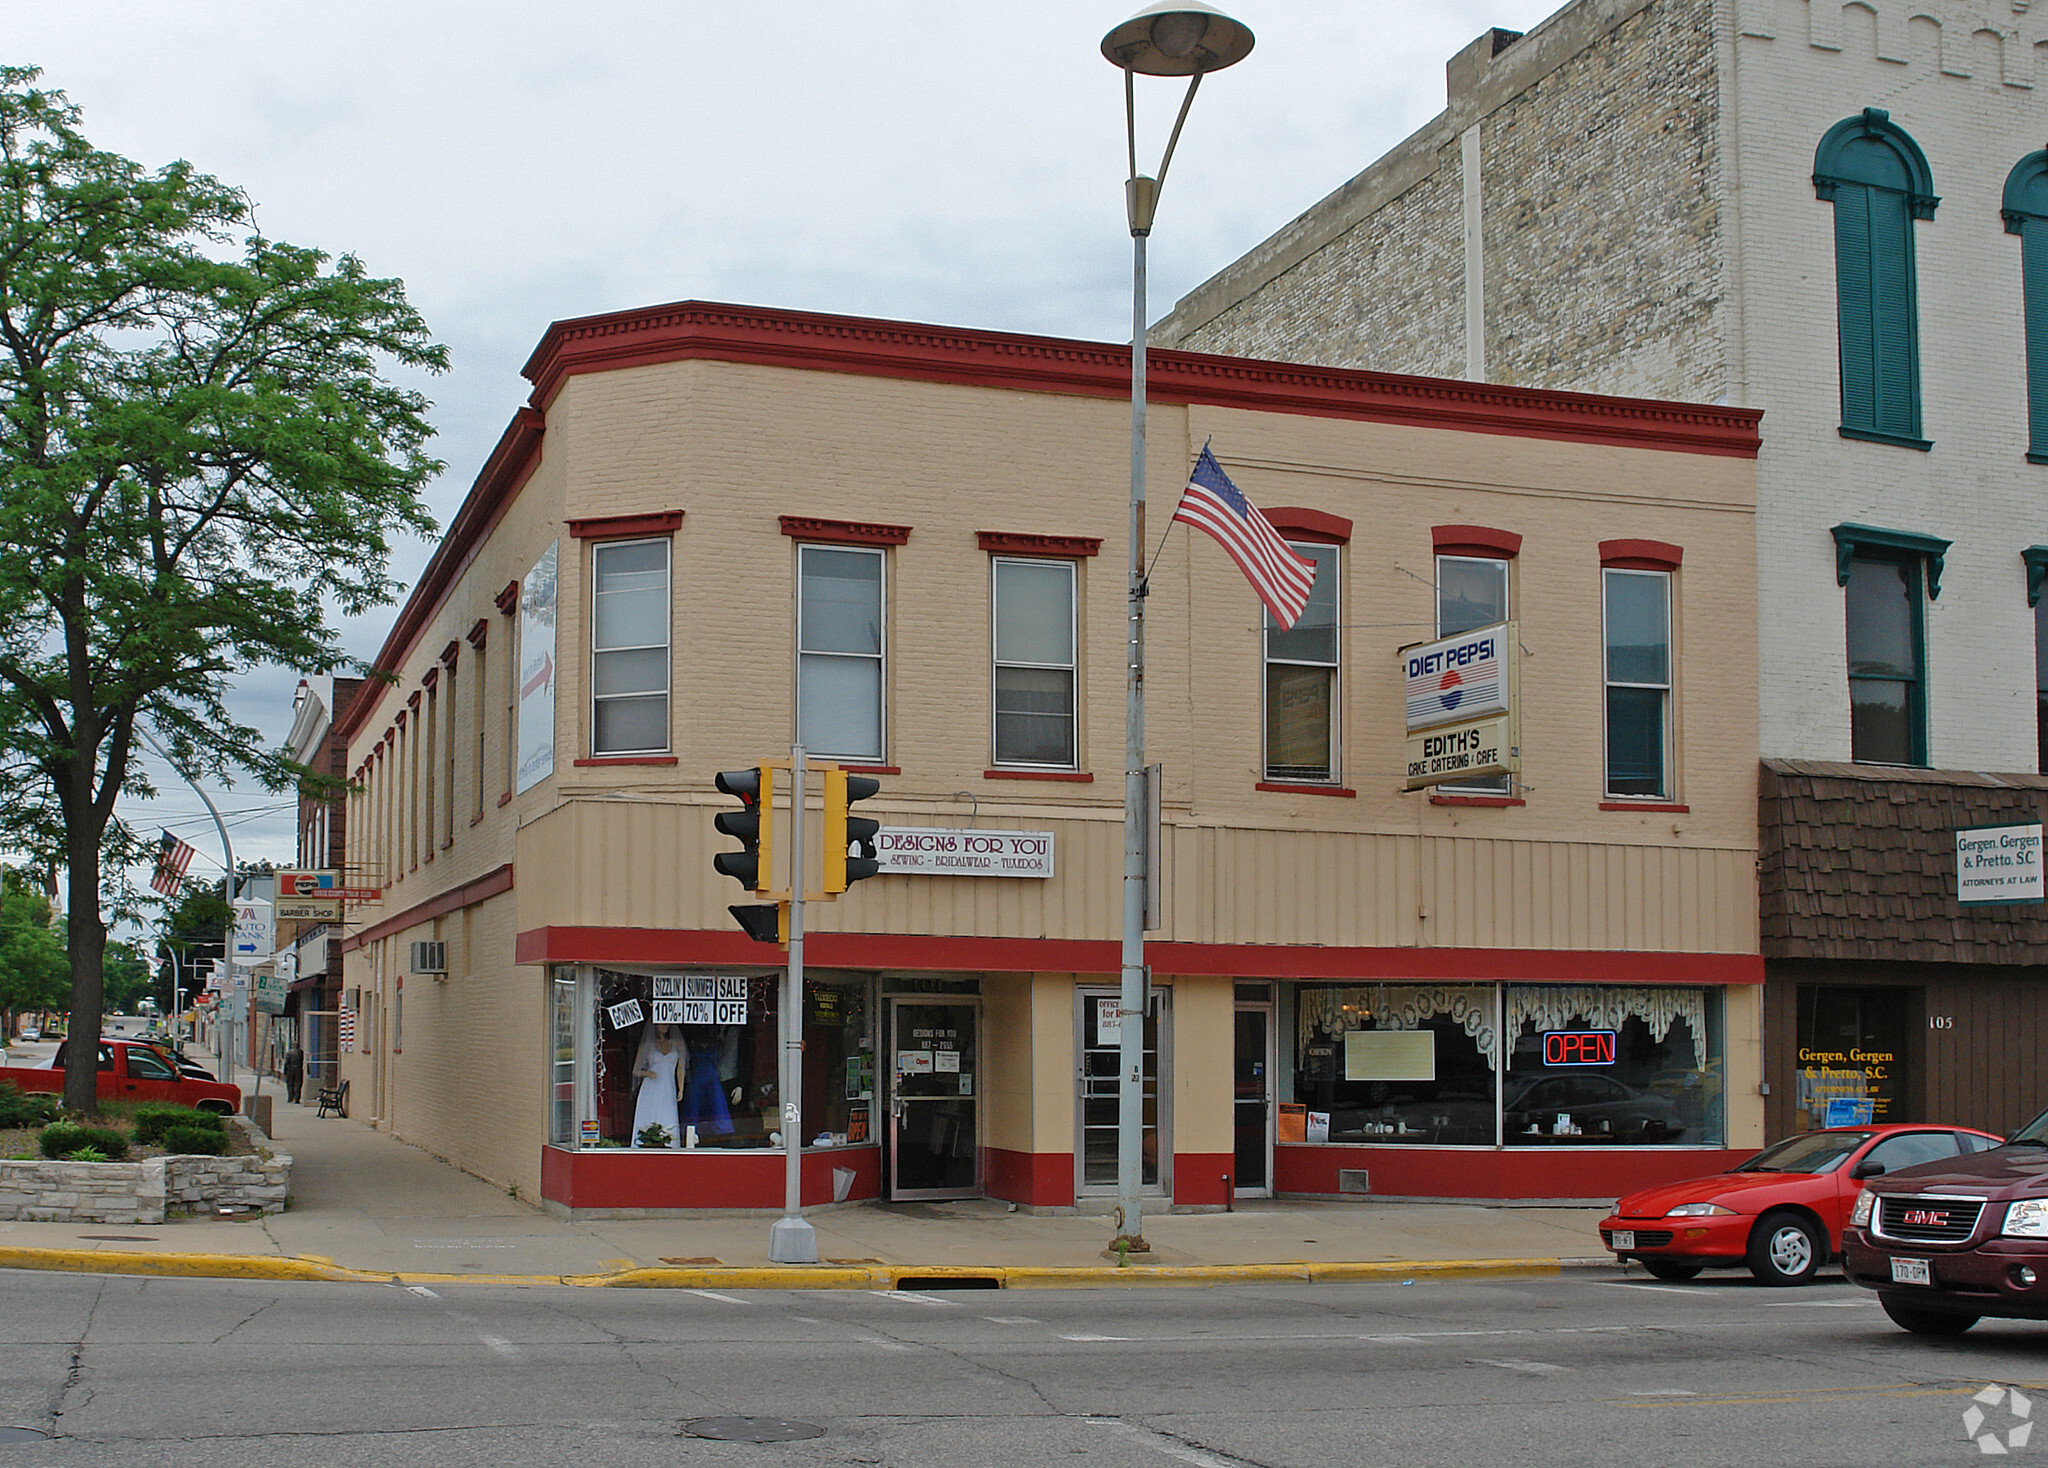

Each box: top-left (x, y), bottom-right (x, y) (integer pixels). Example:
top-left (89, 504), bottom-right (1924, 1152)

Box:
top-left (823, 769), bottom-right (883, 894)
top-left (727, 902), bottom-right (788, 945)
top-left (713, 766), bottom-right (773, 893)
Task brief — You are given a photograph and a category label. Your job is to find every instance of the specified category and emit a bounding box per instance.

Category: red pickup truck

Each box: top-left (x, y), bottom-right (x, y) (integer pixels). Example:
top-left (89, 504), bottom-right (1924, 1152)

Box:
top-left (0, 1039), bottom-right (241, 1114)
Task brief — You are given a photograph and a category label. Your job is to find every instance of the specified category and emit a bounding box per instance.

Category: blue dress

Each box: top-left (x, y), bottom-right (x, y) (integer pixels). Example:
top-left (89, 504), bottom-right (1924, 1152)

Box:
top-left (681, 1033), bottom-right (733, 1135)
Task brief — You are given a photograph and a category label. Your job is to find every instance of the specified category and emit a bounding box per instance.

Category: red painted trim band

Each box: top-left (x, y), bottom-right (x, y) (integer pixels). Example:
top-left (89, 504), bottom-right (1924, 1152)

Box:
top-left (1600, 538), bottom-right (1683, 571)
top-left (837, 764), bottom-right (900, 776)
top-left (568, 510), bottom-right (684, 540)
top-left (977, 531), bottom-right (1103, 558)
top-left (984, 769), bottom-right (1093, 782)
top-left (1431, 794), bottom-right (1525, 808)
top-left (513, 925), bottom-right (1763, 984)
top-left (1263, 507), bottom-right (1352, 544)
top-left (343, 864), bottom-right (514, 951)
top-left (779, 515), bottom-right (911, 547)
top-left (1256, 782), bottom-right (1357, 798)
top-left (1599, 801), bottom-right (1691, 813)
top-left (572, 755), bottom-right (680, 767)
top-left (1433, 524), bottom-right (1523, 559)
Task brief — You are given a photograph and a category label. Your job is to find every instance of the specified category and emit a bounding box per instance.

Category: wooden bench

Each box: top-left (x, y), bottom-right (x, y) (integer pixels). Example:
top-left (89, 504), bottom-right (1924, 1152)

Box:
top-left (316, 1078), bottom-right (349, 1118)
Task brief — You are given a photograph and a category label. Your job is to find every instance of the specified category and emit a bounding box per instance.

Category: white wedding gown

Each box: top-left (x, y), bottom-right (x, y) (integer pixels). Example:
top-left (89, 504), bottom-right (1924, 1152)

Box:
top-left (631, 1044), bottom-right (682, 1146)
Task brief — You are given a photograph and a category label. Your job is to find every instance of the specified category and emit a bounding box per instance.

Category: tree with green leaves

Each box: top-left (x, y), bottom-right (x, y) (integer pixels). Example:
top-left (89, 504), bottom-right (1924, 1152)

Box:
top-left (0, 68), bottom-right (445, 1113)
top-left (0, 867), bottom-right (66, 1031)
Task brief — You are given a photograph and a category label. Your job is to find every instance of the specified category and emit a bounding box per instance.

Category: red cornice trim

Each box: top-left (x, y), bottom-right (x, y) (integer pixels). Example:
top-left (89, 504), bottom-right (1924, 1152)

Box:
top-left (407, 689), bottom-right (423, 709)
top-left (494, 579), bottom-right (520, 615)
top-left (568, 510), bottom-right (684, 540)
top-left (1434, 524), bottom-right (1523, 559)
top-left (1600, 801), bottom-right (1692, 813)
top-left (512, 925), bottom-right (1764, 984)
top-left (779, 515), bottom-right (911, 547)
top-left (394, 709), bottom-right (408, 729)
top-left (439, 640), bottom-right (461, 668)
top-left (337, 408), bottom-right (544, 742)
top-left (1600, 538), bottom-right (1683, 571)
top-left (1431, 794), bottom-right (1526, 808)
top-left (571, 755), bottom-right (680, 767)
top-left (1256, 782), bottom-right (1358, 798)
top-left (519, 303), bottom-right (1761, 460)
top-left (419, 669), bottom-right (438, 692)
top-left (984, 769), bottom-right (1094, 782)
top-left (1263, 507), bottom-right (1352, 545)
top-left (342, 864), bottom-right (514, 952)
top-left (977, 531), bottom-right (1104, 558)
top-left (466, 618), bottom-right (488, 650)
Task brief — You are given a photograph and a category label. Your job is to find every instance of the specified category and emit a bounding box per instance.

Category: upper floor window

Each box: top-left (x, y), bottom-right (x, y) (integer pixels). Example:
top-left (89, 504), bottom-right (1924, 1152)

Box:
top-left (2026, 547), bottom-right (2048, 772)
top-left (1603, 567), bottom-right (1672, 799)
top-left (1436, 532), bottom-right (1516, 796)
top-left (798, 543), bottom-right (886, 762)
top-left (2004, 150), bottom-right (2048, 465)
top-left (590, 538), bottom-right (671, 755)
top-left (1834, 524), bottom-right (1946, 767)
top-left (1263, 543), bottom-right (1338, 782)
top-left (991, 556), bottom-right (1077, 768)
top-left (1814, 109), bottom-right (1938, 451)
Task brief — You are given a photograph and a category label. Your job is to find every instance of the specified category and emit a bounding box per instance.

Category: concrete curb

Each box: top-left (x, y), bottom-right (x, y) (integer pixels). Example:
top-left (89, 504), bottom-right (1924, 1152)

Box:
top-left (0, 1246), bottom-right (1617, 1290)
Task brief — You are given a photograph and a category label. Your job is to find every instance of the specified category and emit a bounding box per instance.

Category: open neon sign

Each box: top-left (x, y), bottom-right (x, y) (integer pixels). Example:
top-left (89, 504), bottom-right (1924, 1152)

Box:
top-left (1542, 1029), bottom-right (1617, 1066)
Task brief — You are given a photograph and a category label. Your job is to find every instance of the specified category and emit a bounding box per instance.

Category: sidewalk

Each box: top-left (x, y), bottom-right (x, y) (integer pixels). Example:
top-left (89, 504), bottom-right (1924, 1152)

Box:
top-left (0, 1089), bottom-right (1618, 1289)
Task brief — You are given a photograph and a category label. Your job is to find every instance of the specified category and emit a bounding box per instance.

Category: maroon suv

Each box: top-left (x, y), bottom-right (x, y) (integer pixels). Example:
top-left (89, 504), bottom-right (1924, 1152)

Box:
top-left (1841, 1103), bottom-right (2048, 1335)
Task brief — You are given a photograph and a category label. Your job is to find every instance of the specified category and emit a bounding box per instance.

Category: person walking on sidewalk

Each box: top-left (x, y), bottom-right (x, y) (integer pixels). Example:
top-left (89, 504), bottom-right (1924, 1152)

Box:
top-left (283, 1044), bottom-right (305, 1104)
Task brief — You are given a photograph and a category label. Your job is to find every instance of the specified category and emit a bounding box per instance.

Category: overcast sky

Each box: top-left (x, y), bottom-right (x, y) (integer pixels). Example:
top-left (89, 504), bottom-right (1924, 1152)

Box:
top-left (7, 0), bottom-right (1561, 906)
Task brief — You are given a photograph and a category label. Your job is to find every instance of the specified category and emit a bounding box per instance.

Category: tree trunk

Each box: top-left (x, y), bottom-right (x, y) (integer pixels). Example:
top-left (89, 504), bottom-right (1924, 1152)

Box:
top-left (62, 797), bottom-right (106, 1116)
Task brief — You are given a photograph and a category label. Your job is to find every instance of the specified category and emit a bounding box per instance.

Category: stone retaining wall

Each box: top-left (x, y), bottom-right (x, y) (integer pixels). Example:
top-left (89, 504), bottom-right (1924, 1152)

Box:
top-left (0, 1116), bottom-right (291, 1224)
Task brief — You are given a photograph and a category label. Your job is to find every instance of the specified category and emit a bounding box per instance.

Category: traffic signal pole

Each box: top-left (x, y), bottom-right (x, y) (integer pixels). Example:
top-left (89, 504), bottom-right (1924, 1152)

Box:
top-left (768, 744), bottom-right (819, 1265)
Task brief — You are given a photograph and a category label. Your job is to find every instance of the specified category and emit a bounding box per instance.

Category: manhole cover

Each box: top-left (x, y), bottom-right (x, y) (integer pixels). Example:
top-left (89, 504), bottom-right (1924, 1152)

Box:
top-left (684, 1418), bottom-right (824, 1443)
top-left (0, 1427), bottom-right (52, 1443)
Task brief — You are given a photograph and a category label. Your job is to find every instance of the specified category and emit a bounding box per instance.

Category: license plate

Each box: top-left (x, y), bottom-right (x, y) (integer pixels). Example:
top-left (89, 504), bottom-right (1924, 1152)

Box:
top-left (1890, 1257), bottom-right (1932, 1286)
top-left (1611, 1230), bottom-right (1635, 1251)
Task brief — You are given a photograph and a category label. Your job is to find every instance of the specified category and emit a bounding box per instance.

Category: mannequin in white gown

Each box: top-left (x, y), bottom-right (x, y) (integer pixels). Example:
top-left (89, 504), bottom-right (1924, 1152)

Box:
top-left (630, 1024), bottom-right (683, 1146)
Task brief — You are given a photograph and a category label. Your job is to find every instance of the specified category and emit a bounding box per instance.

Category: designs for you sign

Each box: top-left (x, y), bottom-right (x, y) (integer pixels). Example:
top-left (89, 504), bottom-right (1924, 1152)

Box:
top-left (874, 828), bottom-right (1054, 878)
top-left (1956, 824), bottom-right (2044, 906)
top-left (1400, 621), bottom-right (1521, 790)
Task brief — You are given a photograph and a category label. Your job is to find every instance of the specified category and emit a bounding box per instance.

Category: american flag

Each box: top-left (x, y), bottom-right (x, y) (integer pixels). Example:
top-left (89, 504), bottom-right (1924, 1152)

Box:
top-left (150, 829), bottom-right (196, 898)
top-left (1170, 444), bottom-right (1319, 630)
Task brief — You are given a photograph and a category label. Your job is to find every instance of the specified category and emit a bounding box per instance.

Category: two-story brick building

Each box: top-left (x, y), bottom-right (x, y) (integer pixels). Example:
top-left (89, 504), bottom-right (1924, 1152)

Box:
top-left (332, 301), bottom-right (1764, 1214)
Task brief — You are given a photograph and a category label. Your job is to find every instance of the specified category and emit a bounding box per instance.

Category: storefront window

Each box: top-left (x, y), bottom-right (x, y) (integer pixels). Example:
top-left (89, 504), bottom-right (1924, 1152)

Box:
top-left (1503, 986), bottom-right (1724, 1146)
top-left (1289, 984), bottom-right (1498, 1144)
top-left (568, 968), bottom-right (875, 1150)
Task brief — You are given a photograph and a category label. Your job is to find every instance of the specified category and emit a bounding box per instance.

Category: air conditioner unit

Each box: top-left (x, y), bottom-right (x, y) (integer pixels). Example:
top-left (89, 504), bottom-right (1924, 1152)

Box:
top-left (410, 941), bottom-right (447, 975)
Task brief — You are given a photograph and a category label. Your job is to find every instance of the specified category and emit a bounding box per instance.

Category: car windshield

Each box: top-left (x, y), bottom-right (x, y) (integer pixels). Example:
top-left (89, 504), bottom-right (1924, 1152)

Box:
top-left (1733, 1131), bottom-right (1873, 1174)
top-left (2008, 1107), bottom-right (2048, 1146)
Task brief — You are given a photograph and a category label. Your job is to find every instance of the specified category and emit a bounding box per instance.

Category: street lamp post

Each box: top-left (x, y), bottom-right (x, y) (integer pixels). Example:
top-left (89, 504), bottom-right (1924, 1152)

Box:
top-left (1098, 3), bottom-right (1253, 1250)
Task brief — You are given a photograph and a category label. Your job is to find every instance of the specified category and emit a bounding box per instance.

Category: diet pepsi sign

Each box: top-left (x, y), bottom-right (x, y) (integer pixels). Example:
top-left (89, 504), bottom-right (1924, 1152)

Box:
top-left (1403, 623), bottom-right (1512, 732)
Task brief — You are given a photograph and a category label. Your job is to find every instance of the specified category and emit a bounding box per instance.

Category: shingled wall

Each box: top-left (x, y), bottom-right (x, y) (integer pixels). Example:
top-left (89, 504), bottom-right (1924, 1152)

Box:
top-left (1759, 760), bottom-right (2048, 964)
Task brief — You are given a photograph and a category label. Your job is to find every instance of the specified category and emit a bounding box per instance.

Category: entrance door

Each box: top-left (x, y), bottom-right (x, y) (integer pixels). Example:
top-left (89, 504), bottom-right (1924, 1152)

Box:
top-left (1075, 988), bottom-right (1169, 1197)
top-left (1795, 985), bottom-right (1919, 1130)
top-left (887, 1000), bottom-right (981, 1200)
top-left (1234, 1004), bottom-right (1274, 1197)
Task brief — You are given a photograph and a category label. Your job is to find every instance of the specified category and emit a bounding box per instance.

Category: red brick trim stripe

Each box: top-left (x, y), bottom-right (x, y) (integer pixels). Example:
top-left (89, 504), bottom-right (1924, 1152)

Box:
top-left (1256, 782), bottom-right (1357, 798)
top-left (1431, 794), bottom-right (1525, 808)
top-left (984, 769), bottom-right (1094, 782)
top-left (514, 925), bottom-right (1765, 983)
top-left (1263, 507), bottom-right (1352, 544)
top-left (568, 510), bottom-right (684, 540)
top-left (977, 531), bottom-right (1103, 557)
top-left (494, 579), bottom-right (521, 615)
top-left (342, 863), bottom-right (514, 951)
top-left (466, 618), bottom-right (489, 650)
top-left (780, 515), bottom-right (911, 546)
top-left (1600, 538), bottom-right (1683, 571)
top-left (1434, 524), bottom-right (1523, 559)
top-left (1600, 801), bottom-right (1691, 813)
top-left (572, 755), bottom-right (680, 767)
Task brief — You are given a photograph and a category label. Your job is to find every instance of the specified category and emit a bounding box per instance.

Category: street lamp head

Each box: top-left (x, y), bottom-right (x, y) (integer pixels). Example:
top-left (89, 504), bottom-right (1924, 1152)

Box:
top-left (1100, 2), bottom-right (1254, 76)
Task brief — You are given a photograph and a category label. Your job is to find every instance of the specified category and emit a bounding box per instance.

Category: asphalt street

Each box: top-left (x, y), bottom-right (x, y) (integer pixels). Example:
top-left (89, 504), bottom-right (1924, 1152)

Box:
top-left (3, 1270), bottom-right (2044, 1467)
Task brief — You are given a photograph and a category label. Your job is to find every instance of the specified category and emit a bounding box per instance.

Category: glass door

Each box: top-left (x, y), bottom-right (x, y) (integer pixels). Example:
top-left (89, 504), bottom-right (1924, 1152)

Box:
top-left (1075, 987), bottom-right (1169, 1197)
top-left (1234, 1004), bottom-right (1273, 1196)
top-left (886, 1000), bottom-right (981, 1199)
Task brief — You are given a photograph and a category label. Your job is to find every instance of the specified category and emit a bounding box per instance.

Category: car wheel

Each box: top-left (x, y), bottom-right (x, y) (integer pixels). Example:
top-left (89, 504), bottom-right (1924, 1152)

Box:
top-left (196, 1100), bottom-right (233, 1117)
top-left (1746, 1212), bottom-right (1823, 1285)
top-left (1880, 1297), bottom-right (1979, 1336)
top-left (1642, 1260), bottom-right (1705, 1281)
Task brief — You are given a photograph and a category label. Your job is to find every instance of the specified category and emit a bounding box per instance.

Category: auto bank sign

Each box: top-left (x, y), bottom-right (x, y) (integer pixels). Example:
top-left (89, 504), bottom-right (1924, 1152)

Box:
top-left (1401, 622), bottom-right (1520, 790)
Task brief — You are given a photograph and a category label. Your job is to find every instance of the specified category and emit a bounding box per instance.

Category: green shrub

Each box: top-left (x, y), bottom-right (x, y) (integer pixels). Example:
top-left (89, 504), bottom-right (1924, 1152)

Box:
top-left (63, 1146), bottom-right (107, 1162)
top-left (38, 1123), bottom-right (128, 1161)
top-left (161, 1124), bottom-right (226, 1157)
top-left (134, 1104), bottom-right (224, 1146)
top-left (0, 1084), bottom-right (59, 1129)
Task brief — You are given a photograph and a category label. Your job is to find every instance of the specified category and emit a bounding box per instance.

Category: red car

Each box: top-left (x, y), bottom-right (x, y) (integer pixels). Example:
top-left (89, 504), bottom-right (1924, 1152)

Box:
top-left (1599, 1124), bottom-right (2004, 1285)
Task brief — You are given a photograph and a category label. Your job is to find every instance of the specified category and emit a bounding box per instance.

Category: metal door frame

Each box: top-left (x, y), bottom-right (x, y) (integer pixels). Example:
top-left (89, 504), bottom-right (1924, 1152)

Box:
top-left (1234, 1000), bottom-right (1275, 1199)
top-left (1073, 985), bottom-right (1172, 1199)
top-left (885, 996), bottom-right (983, 1201)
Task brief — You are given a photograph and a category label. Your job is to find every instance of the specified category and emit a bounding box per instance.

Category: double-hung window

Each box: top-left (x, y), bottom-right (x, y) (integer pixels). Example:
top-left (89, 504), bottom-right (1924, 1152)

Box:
top-left (1603, 569), bottom-right (1672, 798)
top-left (798, 544), bottom-right (885, 762)
top-left (590, 538), bottom-right (671, 755)
top-left (1437, 552), bottom-right (1510, 794)
top-left (1834, 525), bottom-right (1946, 767)
top-left (2030, 548), bottom-right (2048, 773)
top-left (992, 557), bottom-right (1077, 768)
top-left (1263, 543), bottom-right (1338, 782)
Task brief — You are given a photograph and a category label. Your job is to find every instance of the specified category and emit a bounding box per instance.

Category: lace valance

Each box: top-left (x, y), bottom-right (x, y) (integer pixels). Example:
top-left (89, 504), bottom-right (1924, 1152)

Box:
top-left (1505, 986), bottom-right (1704, 1047)
top-left (1297, 985), bottom-right (1500, 1072)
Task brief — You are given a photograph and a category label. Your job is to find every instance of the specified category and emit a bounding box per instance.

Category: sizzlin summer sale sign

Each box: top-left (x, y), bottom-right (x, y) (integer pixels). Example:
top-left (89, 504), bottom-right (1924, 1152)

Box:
top-left (1400, 622), bottom-right (1521, 790)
